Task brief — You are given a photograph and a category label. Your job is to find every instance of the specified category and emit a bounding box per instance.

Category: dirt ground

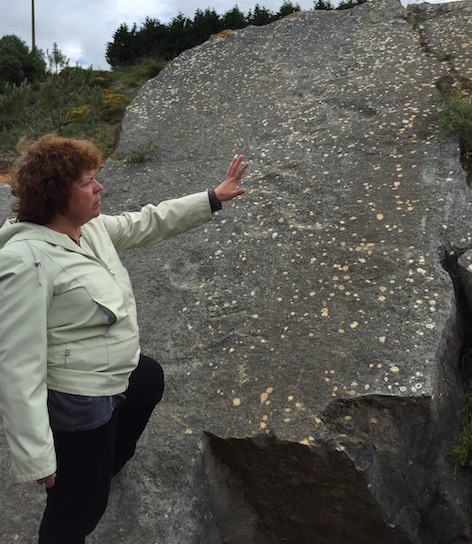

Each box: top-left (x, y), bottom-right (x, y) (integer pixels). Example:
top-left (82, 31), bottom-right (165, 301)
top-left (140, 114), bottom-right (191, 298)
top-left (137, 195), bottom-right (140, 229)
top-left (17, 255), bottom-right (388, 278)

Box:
top-left (0, 173), bottom-right (11, 185)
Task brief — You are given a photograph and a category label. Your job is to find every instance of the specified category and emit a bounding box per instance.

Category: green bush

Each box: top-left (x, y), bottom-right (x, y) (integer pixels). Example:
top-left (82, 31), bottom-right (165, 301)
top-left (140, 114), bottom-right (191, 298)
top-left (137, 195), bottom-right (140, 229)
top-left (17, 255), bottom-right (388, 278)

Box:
top-left (0, 35), bottom-right (46, 91)
top-left (432, 80), bottom-right (472, 184)
top-left (434, 90), bottom-right (472, 147)
top-left (451, 393), bottom-right (472, 467)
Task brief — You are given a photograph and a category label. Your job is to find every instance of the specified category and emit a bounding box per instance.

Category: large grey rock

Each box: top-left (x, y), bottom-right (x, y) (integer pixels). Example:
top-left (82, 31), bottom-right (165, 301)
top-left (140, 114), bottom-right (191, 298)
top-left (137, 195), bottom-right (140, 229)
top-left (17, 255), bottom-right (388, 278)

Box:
top-left (0, 182), bottom-right (14, 224)
top-left (2, 0), bottom-right (472, 542)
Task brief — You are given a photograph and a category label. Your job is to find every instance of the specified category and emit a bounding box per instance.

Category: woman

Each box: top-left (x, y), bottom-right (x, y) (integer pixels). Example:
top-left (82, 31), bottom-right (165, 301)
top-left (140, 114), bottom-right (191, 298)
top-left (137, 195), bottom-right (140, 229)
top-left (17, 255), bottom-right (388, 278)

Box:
top-left (0, 134), bottom-right (248, 543)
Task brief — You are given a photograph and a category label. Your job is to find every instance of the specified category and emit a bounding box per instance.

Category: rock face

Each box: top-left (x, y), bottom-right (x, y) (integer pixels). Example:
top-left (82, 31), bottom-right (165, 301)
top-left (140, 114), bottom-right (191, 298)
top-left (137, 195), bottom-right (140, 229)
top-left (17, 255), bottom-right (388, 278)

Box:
top-left (0, 183), bottom-right (13, 224)
top-left (2, 0), bottom-right (472, 542)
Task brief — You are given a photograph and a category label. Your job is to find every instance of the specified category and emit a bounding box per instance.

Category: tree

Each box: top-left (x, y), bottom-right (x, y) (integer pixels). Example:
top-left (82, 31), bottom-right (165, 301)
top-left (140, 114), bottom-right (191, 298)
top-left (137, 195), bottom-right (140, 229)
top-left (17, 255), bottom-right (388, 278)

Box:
top-left (47, 42), bottom-right (68, 73)
top-left (191, 8), bottom-right (222, 45)
top-left (248, 4), bottom-right (276, 25)
top-left (33, 66), bottom-right (103, 133)
top-left (136, 17), bottom-right (168, 59)
top-left (0, 35), bottom-right (46, 92)
top-left (314, 0), bottom-right (334, 9)
top-left (0, 81), bottom-right (36, 132)
top-left (278, 1), bottom-right (301, 17)
top-left (337, 0), bottom-right (367, 9)
top-left (0, 64), bottom-right (104, 154)
top-left (222, 6), bottom-right (247, 29)
top-left (165, 13), bottom-right (193, 60)
top-left (105, 23), bottom-right (140, 67)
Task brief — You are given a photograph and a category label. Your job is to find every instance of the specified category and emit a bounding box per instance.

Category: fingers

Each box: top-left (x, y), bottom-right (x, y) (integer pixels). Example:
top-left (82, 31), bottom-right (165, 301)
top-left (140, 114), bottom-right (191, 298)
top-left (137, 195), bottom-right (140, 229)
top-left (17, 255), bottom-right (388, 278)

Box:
top-left (233, 186), bottom-right (246, 197)
top-left (227, 154), bottom-right (249, 181)
top-left (215, 154), bottom-right (249, 202)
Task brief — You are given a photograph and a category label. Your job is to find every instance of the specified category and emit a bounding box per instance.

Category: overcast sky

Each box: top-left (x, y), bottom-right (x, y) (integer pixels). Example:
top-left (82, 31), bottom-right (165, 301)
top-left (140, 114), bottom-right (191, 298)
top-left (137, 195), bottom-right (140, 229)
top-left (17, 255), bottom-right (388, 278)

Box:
top-left (0, 0), bottom-right (457, 70)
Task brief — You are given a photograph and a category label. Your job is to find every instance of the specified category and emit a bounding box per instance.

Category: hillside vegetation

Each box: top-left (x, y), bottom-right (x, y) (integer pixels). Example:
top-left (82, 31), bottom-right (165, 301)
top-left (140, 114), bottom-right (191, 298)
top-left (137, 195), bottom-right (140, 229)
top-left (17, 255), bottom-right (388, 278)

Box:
top-left (0, 51), bottom-right (165, 170)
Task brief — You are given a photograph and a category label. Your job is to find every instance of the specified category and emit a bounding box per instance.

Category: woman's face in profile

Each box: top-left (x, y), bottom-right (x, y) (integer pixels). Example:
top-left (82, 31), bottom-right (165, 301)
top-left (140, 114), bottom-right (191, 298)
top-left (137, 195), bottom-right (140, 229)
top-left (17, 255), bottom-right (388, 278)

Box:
top-left (66, 171), bottom-right (103, 226)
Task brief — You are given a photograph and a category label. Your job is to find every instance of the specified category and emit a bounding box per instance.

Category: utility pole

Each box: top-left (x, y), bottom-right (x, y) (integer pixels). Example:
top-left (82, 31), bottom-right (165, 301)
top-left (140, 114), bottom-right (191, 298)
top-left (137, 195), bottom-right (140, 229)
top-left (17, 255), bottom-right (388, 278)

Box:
top-left (32, 0), bottom-right (36, 50)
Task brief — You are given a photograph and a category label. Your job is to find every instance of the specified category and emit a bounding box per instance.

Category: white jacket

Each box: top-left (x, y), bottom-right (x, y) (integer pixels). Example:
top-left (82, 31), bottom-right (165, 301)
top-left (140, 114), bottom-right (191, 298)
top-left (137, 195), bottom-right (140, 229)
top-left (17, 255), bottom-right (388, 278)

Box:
top-left (0, 191), bottom-right (212, 482)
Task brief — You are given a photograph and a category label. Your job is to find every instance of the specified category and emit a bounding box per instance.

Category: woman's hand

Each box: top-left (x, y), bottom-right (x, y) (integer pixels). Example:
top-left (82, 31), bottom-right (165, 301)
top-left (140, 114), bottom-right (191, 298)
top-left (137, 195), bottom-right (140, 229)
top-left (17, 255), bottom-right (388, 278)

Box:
top-left (214, 155), bottom-right (249, 202)
top-left (37, 473), bottom-right (56, 488)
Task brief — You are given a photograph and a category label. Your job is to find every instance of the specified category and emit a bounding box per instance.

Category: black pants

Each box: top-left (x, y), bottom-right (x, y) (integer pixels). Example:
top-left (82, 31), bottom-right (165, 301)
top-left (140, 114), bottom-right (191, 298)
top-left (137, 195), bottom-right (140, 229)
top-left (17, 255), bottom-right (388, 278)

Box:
top-left (38, 354), bottom-right (164, 544)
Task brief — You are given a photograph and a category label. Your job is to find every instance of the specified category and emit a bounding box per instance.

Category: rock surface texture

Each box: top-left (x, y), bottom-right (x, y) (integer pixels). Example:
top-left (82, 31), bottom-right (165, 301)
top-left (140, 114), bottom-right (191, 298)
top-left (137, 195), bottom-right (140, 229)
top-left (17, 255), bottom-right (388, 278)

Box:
top-left (2, 0), bottom-right (472, 542)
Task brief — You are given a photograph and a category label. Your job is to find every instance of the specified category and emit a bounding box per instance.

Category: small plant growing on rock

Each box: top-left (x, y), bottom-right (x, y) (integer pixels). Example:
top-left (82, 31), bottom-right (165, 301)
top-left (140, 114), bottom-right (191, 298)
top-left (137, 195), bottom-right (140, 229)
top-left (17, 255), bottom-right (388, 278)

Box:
top-left (437, 51), bottom-right (453, 62)
top-left (114, 140), bottom-right (158, 164)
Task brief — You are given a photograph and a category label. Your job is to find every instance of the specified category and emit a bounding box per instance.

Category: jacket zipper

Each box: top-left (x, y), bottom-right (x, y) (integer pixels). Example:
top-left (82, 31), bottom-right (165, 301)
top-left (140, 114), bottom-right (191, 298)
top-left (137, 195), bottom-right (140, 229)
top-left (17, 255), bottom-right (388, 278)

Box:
top-left (65, 349), bottom-right (70, 368)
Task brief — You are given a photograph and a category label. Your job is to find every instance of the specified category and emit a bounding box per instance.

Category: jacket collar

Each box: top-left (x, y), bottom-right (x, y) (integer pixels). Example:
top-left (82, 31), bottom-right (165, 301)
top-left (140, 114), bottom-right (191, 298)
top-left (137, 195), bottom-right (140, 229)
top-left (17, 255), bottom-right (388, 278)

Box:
top-left (0, 219), bottom-right (94, 254)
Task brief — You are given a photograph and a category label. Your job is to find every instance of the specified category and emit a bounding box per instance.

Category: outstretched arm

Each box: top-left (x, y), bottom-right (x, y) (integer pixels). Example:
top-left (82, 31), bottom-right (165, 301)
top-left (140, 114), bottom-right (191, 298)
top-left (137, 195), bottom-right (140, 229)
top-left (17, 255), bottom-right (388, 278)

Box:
top-left (214, 155), bottom-right (249, 202)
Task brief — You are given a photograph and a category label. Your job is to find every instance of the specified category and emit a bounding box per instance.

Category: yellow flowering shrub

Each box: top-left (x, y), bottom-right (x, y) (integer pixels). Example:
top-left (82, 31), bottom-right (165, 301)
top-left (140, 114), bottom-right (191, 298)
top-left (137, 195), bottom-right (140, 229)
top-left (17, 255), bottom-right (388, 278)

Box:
top-left (102, 89), bottom-right (130, 122)
top-left (70, 104), bottom-right (90, 119)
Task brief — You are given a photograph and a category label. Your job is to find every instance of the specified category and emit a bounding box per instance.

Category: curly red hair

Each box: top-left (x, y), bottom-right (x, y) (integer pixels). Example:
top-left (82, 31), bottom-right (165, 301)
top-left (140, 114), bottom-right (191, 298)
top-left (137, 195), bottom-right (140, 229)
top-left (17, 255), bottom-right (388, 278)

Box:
top-left (11, 134), bottom-right (102, 224)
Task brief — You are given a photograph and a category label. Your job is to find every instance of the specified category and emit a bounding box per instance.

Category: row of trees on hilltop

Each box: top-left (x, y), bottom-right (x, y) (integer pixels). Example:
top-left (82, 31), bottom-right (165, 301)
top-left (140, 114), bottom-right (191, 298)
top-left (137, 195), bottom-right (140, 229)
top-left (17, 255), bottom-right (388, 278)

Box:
top-left (106, 0), bottom-right (368, 67)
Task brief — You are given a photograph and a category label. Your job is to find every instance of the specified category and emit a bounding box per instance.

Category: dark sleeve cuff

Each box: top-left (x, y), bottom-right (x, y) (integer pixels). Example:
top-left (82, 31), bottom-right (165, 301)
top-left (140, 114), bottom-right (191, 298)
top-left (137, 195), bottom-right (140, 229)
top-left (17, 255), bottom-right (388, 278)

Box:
top-left (208, 188), bottom-right (222, 212)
